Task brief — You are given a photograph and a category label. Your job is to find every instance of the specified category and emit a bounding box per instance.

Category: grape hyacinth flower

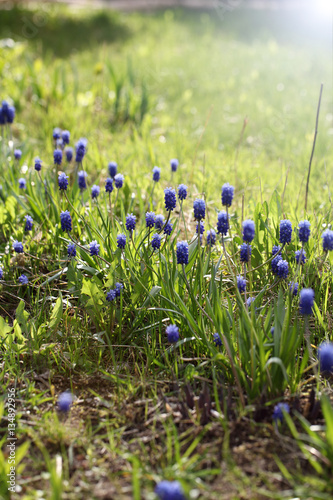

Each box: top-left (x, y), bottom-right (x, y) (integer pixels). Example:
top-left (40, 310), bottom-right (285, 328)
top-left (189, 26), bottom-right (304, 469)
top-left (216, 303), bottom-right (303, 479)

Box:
top-left (176, 241), bottom-right (189, 265)
top-left (14, 149), bottom-right (22, 160)
top-left (53, 127), bottom-right (61, 140)
top-left (289, 281), bottom-right (299, 296)
top-left (196, 221), bottom-right (205, 235)
top-left (108, 162), bottom-right (117, 178)
top-left (151, 233), bottom-right (161, 250)
top-left (56, 138), bottom-right (64, 150)
top-left (57, 392), bottom-right (73, 413)
top-left (299, 288), bottom-right (315, 315)
top-left (62, 130), bottom-right (70, 145)
top-left (152, 166), bottom-right (161, 182)
top-left (322, 229), bottom-right (333, 251)
top-left (34, 157), bottom-right (42, 171)
top-left (114, 173), bottom-right (124, 189)
top-left (78, 170), bottom-right (87, 190)
top-left (298, 220), bottom-right (310, 243)
top-left (91, 185), bottom-right (100, 199)
top-left (240, 243), bottom-right (251, 263)
top-left (164, 222), bottom-right (173, 236)
top-left (206, 229), bottom-right (216, 246)
top-left (164, 187), bottom-right (177, 212)
top-left (0, 267), bottom-right (3, 280)
top-left (166, 325), bottom-right (180, 343)
top-left (60, 210), bottom-right (72, 232)
top-left (279, 219), bottom-right (292, 245)
top-left (114, 282), bottom-right (123, 297)
top-left (106, 289), bottom-right (116, 302)
top-left (276, 259), bottom-right (289, 279)
top-left (193, 198), bottom-right (205, 221)
top-left (89, 240), bottom-right (100, 256)
top-left (6, 105), bottom-right (15, 124)
top-left (178, 184), bottom-right (188, 201)
top-left (242, 219), bottom-right (255, 243)
top-left (19, 178), bottom-right (26, 190)
top-left (65, 147), bottom-right (73, 162)
top-left (117, 233), bottom-right (127, 249)
top-left (213, 333), bottom-right (222, 347)
top-left (13, 241), bottom-right (23, 253)
top-left (271, 327), bottom-right (275, 336)
top-left (221, 183), bottom-right (234, 207)
top-left (67, 243), bottom-right (76, 257)
top-left (24, 215), bottom-right (33, 232)
top-left (271, 254), bottom-right (282, 275)
top-left (75, 138), bottom-right (87, 163)
top-left (273, 402), bottom-right (290, 423)
top-left (272, 245), bottom-right (281, 256)
top-left (58, 173), bottom-right (69, 191)
top-left (170, 158), bottom-right (179, 172)
top-left (295, 249), bottom-right (306, 264)
top-left (155, 480), bottom-right (185, 500)
top-left (246, 296), bottom-right (256, 308)
top-left (237, 275), bottom-right (246, 293)
top-left (217, 211), bottom-right (229, 236)
top-left (126, 213), bottom-right (136, 232)
top-left (155, 214), bottom-right (165, 231)
top-left (146, 212), bottom-right (156, 228)
top-left (105, 178), bottom-right (113, 193)
top-left (318, 342), bottom-right (333, 374)
top-left (53, 149), bottom-right (63, 165)
top-left (18, 274), bottom-right (29, 285)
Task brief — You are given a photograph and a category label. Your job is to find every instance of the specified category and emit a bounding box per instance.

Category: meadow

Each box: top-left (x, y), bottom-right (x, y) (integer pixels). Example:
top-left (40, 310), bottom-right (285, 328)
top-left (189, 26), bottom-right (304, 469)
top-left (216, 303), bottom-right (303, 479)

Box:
top-left (0, 3), bottom-right (333, 499)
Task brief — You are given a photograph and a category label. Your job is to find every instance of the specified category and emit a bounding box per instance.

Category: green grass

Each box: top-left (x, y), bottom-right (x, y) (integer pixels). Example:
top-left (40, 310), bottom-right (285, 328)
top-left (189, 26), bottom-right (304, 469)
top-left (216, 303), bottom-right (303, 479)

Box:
top-left (0, 3), bottom-right (333, 499)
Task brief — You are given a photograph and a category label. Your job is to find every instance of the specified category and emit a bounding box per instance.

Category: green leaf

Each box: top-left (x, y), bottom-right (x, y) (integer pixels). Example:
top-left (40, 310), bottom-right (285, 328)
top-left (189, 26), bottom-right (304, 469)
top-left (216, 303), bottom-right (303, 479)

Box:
top-left (48, 295), bottom-right (63, 330)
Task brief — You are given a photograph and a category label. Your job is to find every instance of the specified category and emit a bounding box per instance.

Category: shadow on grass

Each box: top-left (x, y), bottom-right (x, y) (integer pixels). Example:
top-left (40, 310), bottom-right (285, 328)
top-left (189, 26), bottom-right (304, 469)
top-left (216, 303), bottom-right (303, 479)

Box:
top-left (0, 6), bottom-right (131, 57)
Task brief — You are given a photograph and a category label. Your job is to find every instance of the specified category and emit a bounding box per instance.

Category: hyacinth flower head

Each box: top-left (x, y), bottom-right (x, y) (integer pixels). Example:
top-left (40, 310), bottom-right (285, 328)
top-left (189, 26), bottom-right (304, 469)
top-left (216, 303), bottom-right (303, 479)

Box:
top-left (299, 288), bottom-right (315, 315)
top-left (178, 184), bottom-right (188, 201)
top-left (114, 282), bottom-right (123, 297)
top-left (53, 148), bottom-right (63, 165)
top-left (62, 130), bottom-right (70, 145)
top-left (57, 391), bottom-right (73, 413)
top-left (213, 333), bottom-right (222, 347)
top-left (298, 220), bottom-right (310, 243)
top-left (322, 229), bottom-right (333, 252)
top-left (272, 245), bottom-right (281, 256)
top-left (78, 170), bottom-right (88, 190)
top-left (34, 157), bottom-right (42, 171)
top-left (14, 149), bottom-right (22, 160)
top-left (237, 275), bottom-right (246, 293)
top-left (242, 219), bottom-right (255, 243)
top-left (60, 210), bottom-right (72, 232)
top-left (276, 259), bottom-right (289, 279)
top-left (106, 289), bottom-right (116, 302)
top-left (105, 178), bottom-right (113, 193)
top-left (166, 324), bottom-right (180, 343)
top-left (193, 198), bottom-right (205, 221)
top-left (246, 296), bottom-right (256, 310)
top-left (206, 229), bottom-right (216, 246)
top-left (240, 243), bottom-right (251, 263)
top-left (289, 281), bottom-right (299, 296)
top-left (217, 211), bottom-right (229, 236)
top-left (75, 138), bottom-right (88, 163)
top-left (58, 172), bottom-right (69, 191)
top-left (221, 183), bottom-right (234, 208)
top-left (108, 161), bottom-right (117, 178)
top-left (53, 127), bottom-right (61, 140)
top-left (155, 214), bottom-right (165, 231)
top-left (279, 219), bottom-right (292, 245)
top-left (67, 243), bottom-right (76, 257)
top-left (271, 254), bottom-right (282, 275)
top-left (318, 342), bottom-right (333, 374)
top-left (24, 215), bottom-right (33, 232)
top-left (89, 240), bottom-right (100, 256)
top-left (0, 267), bottom-right (3, 280)
top-left (56, 138), bottom-right (64, 149)
top-left (196, 221), bottom-right (205, 235)
top-left (152, 166), bottom-right (161, 182)
top-left (176, 241), bottom-right (189, 265)
top-left (18, 274), bottom-right (29, 285)
top-left (145, 212), bottom-right (156, 228)
top-left (65, 147), bottom-right (73, 162)
top-left (13, 240), bottom-right (23, 253)
top-left (164, 222), bottom-right (173, 236)
top-left (170, 158), bottom-right (179, 172)
top-left (91, 185), bottom-right (100, 199)
top-left (155, 480), bottom-right (186, 500)
top-left (273, 402), bottom-right (290, 423)
top-left (295, 249), bottom-right (306, 264)
top-left (114, 173), bottom-right (124, 189)
top-left (164, 187), bottom-right (177, 212)
top-left (19, 178), bottom-right (26, 189)
top-left (117, 233), bottom-right (127, 249)
top-left (126, 213), bottom-right (136, 232)
top-left (151, 233), bottom-right (161, 250)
